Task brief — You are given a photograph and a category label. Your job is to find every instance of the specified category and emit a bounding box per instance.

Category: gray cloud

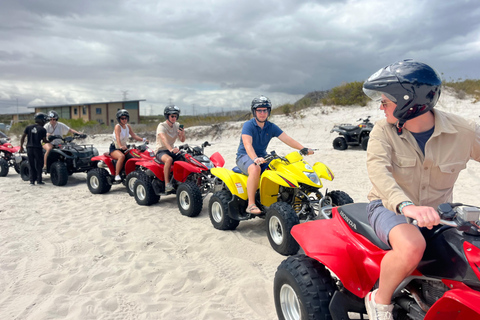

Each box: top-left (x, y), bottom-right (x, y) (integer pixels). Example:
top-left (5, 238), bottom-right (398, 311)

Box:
top-left (0, 0), bottom-right (479, 115)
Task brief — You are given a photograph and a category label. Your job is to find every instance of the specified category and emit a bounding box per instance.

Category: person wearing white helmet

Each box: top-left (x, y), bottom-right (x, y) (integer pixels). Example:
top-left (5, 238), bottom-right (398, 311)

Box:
top-left (363, 59), bottom-right (480, 320)
top-left (236, 95), bottom-right (313, 215)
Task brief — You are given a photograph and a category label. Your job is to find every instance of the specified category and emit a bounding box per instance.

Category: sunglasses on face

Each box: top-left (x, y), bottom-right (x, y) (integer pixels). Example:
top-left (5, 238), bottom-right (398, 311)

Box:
top-left (169, 115), bottom-right (178, 118)
top-left (256, 109), bottom-right (268, 114)
top-left (50, 119), bottom-right (57, 121)
top-left (120, 117), bottom-right (128, 120)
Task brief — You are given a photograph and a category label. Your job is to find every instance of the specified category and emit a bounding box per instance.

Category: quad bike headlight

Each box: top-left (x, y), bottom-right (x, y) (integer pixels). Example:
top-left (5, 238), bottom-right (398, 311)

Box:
top-left (304, 171), bottom-right (320, 185)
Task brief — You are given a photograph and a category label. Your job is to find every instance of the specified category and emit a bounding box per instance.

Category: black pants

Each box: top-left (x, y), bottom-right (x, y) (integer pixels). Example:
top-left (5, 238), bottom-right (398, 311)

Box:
top-left (27, 147), bottom-right (44, 183)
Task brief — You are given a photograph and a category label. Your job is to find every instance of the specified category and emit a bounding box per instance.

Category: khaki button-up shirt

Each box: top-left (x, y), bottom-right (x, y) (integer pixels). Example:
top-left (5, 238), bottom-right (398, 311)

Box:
top-left (367, 109), bottom-right (480, 213)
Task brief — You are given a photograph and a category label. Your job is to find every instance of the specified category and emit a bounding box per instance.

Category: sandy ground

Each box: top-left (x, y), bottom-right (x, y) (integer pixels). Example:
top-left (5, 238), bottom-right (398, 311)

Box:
top-left (1, 89), bottom-right (480, 320)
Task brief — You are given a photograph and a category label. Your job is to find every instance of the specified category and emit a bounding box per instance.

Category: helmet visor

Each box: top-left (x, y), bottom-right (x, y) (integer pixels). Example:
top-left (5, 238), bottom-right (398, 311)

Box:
top-left (363, 88), bottom-right (397, 103)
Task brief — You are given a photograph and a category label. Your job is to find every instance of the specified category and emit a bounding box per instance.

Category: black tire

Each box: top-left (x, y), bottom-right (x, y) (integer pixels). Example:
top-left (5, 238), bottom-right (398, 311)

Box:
top-left (20, 160), bottom-right (30, 181)
top-left (274, 254), bottom-right (337, 320)
top-left (327, 190), bottom-right (354, 206)
top-left (133, 176), bottom-right (160, 206)
top-left (266, 202), bottom-right (300, 256)
top-left (208, 190), bottom-right (240, 230)
top-left (0, 158), bottom-right (8, 176)
top-left (361, 136), bottom-right (369, 150)
top-left (14, 161), bottom-right (21, 174)
top-left (177, 180), bottom-right (203, 217)
top-left (50, 161), bottom-right (69, 186)
top-left (87, 168), bottom-right (112, 194)
top-left (125, 171), bottom-right (142, 197)
top-left (332, 137), bottom-right (348, 150)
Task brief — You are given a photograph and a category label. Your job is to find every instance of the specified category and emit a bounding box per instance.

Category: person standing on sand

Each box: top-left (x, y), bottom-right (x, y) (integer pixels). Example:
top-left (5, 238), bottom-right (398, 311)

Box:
top-left (19, 113), bottom-right (48, 185)
top-left (236, 95), bottom-right (314, 215)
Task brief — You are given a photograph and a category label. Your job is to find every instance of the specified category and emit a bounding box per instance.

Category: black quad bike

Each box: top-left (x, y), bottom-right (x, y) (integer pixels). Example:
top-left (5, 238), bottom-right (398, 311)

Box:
top-left (331, 116), bottom-right (374, 151)
top-left (20, 134), bottom-right (98, 186)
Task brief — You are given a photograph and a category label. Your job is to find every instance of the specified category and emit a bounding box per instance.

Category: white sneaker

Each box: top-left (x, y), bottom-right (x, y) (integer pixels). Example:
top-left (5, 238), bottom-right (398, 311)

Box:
top-left (115, 175), bottom-right (121, 181)
top-left (365, 289), bottom-right (394, 320)
top-left (165, 182), bottom-right (174, 192)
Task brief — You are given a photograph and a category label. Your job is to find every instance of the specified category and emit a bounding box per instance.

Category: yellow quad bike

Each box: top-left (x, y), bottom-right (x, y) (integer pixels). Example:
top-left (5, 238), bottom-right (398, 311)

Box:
top-left (208, 149), bottom-right (353, 255)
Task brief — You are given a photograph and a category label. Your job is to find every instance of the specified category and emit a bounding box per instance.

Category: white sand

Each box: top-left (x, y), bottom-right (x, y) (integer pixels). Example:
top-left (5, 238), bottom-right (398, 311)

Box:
top-left (1, 89), bottom-right (480, 319)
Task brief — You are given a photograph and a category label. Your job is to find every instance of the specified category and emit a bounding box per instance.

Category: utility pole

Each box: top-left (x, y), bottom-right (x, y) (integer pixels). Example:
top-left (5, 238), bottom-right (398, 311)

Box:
top-left (16, 98), bottom-right (18, 123)
top-left (121, 90), bottom-right (129, 101)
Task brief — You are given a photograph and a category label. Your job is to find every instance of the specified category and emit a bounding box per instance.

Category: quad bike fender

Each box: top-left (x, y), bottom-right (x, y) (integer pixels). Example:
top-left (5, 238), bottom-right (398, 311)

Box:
top-left (290, 208), bottom-right (386, 298)
top-left (331, 127), bottom-right (346, 134)
top-left (173, 161), bottom-right (203, 183)
top-left (211, 167), bottom-right (248, 200)
top-left (136, 160), bottom-right (164, 180)
top-left (312, 162), bottom-right (334, 181)
top-left (259, 170), bottom-right (299, 207)
top-left (425, 288), bottom-right (480, 320)
top-left (124, 158), bottom-right (150, 175)
top-left (210, 152), bottom-right (225, 168)
top-left (0, 143), bottom-right (20, 153)
top-left (51, 149), bottom-right (75, 159)
top-left (91, 154), bottom-right (115, 174)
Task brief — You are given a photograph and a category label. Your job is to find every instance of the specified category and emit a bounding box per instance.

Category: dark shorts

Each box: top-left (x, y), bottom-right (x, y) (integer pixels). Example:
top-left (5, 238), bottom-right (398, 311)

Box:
top-left (156, 150), bottom-right (183, 162)
top-left (236, 154), bottom-right (269, 175)
top-left (367, 200), bottom-right (409, 248)
top-left (109, 143), bottom-right (123, 154)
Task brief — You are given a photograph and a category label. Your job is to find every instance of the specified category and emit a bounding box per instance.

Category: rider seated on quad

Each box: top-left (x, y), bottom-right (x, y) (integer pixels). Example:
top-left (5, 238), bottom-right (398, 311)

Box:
top-left (236, 95), bottom-right (313, 215)
top-left (362, 60), bottom-right (480, 320)
top-left (110, 109), bottom-right (148, 182)
top-left (155, 105), bottom-right (186, 193)
top-left (43, 110), bottom-right (83, 170)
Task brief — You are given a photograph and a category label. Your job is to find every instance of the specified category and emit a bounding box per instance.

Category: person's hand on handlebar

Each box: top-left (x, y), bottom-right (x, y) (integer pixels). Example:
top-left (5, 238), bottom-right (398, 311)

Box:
top-left (402, 205), bottom-right (440, 229)
top-left (254, 157), bottom-right (265, 165)
top-left (170, 147), bottom-right (180, 154)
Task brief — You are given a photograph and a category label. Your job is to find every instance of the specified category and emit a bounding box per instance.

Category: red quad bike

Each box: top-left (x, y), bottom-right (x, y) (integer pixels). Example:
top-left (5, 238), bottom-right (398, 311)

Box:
top-left (273, 202), bottom-right (480, 320)
top-left (0, 137), bottom-right (24, 176)
top-left (132, 141), bottom-right (225, 217)
top-left (86, 142), bottom-right (155, 195)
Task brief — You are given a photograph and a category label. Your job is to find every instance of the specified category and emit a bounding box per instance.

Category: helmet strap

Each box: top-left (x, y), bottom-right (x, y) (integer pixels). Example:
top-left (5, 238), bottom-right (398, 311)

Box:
top-left (396, 120), bottom-right (406, 135)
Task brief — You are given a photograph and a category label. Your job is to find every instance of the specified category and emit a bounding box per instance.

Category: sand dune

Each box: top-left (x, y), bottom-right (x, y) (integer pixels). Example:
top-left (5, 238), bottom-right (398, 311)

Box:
top-left (1, 90), bottom-right (479, 319)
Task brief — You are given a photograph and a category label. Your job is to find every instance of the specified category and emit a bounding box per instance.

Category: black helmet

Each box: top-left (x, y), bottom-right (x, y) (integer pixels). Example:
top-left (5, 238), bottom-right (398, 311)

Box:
top-left (363, 59), bottom-right (442, 128)
top-left (34, 112), bottom-right (48, 125)
top-left (47, 110), bottom-right (59, 120)
top-left (116, 109), bottom-right (129, 123)
top-left (251, 95), bottom-right (272, 122)
top-left (164, 105), bottom-right (180, 120)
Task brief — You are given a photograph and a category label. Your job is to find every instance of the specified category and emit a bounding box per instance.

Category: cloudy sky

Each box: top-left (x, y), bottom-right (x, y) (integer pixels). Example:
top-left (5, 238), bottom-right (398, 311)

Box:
top-left (1, 0), bottom-right (479, 116)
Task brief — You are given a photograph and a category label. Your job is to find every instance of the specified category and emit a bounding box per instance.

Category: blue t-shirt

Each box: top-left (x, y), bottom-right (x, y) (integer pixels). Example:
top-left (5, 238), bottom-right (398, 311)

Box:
top-left (411, 126), bottom-right (434, 155)
top-left (236, 118), bottom-right (283, 158)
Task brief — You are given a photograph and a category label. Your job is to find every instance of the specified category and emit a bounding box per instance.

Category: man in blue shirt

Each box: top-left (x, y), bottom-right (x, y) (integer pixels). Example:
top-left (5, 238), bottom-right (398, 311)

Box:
top-left (236, 95), bottom-right (313, 214)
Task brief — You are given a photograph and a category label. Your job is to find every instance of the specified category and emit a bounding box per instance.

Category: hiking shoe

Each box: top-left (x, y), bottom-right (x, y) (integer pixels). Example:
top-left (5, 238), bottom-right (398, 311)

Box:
top-left (115, 175), bottom-right (121, 181)
top-left (165, 183), bottom-right (174, 192)
top-left (365, 289), bottom-right (394, 320)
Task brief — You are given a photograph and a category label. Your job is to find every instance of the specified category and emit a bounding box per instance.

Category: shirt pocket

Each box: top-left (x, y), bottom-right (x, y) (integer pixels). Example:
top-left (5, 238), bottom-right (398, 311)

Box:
top-left (391, 154), bottom-right (416, 186)
top-left (431, 161), bottom-right (466, 190)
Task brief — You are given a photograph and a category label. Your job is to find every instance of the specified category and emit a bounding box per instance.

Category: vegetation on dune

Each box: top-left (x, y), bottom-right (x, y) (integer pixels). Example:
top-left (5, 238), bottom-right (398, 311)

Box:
top-left (5, 79), bottom-right (479, 138)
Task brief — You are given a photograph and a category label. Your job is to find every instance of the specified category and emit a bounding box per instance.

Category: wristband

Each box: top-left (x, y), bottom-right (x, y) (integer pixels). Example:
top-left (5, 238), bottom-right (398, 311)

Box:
top-left (398, 201), bottom-right (414, 215)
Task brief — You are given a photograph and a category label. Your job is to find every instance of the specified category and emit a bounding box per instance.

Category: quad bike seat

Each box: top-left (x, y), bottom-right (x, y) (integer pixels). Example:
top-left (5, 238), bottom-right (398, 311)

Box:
top-left (154, 158), bottom-right (164, 165)
top-left (336, 203), bottom-right (390, 250)
top-left (339, 125), bottom-right (359, 131)
top-left (232, 166), bottom-right (244, 174)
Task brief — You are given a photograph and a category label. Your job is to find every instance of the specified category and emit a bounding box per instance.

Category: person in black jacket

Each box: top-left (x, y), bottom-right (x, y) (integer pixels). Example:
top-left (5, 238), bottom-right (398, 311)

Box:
top-left (20, 113), bottom-right (48, 185)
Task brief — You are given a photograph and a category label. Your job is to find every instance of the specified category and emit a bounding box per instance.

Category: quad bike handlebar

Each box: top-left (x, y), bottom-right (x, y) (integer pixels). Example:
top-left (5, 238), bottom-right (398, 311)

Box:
top-left (408, 203), bottom-right (480, 235)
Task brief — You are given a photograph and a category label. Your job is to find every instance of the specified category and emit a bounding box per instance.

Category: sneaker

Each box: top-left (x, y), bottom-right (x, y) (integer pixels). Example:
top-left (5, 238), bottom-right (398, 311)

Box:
top-left (37, 181), bottom-right (45, 185)
top-left (165, 182), bottom-right (174, 192)
top-left (365, 289), bottom-right (394, 320)
top-left (115, 175), bottom-right (121, 181)
top-left (30, 181), bottom-right (35, 186)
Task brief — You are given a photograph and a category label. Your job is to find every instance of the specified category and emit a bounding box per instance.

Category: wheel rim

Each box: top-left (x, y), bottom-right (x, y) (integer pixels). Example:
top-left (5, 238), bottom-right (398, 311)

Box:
top-left (90, 176), bottom-right (99, 189)
top-left (179, 190), bottom-right (190, 210)
top-left (128, 177), bottom-right (137, 193)
top-left (269, 215), bottom-right (284, 245)
top-left (280, 284), bottom-right (301, 320)
top-left (137, 184), bottom-right (146, 200)
top-left (211, 201), bottom-right (223, 223)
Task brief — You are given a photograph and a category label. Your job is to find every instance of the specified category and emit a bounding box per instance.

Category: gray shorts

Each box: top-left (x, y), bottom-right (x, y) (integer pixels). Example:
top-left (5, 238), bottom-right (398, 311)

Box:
top-left (236, 154), bottom-right (269, 175)
top-left (367, 200), bottom-right (408, 248)
top-left (236, 154), bottom-right (254, 175)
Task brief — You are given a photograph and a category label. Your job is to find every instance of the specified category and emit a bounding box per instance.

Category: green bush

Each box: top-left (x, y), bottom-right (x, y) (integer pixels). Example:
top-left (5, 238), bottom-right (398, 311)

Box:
top-left (321, 81), bottom-right (368, 106)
